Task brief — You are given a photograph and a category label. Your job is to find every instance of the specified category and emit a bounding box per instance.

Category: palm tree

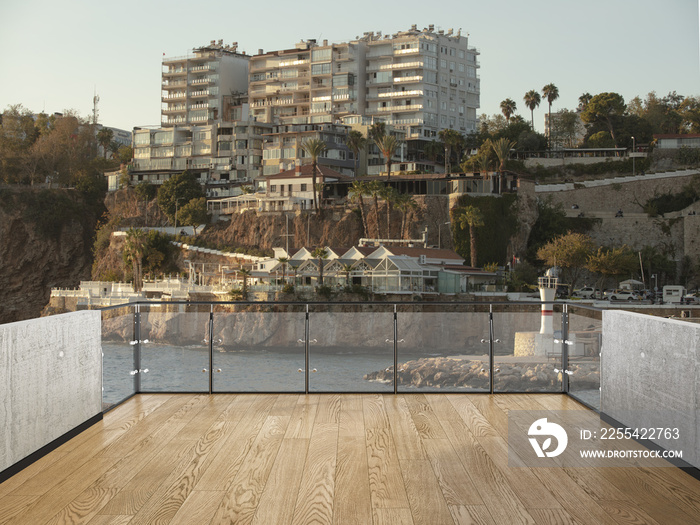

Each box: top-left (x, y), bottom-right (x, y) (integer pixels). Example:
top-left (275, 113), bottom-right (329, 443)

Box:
top-left (542, 83), bottom-right (560, 145)
top-left (523, 90), bottom-right (541, 129)
top-left (424, 140), bottom-right (443, 166)
top-left (367, 179), bottom-right (384, 238)
top-left (394, 193), bottom-right (417, 240)
top-left (438, 128), bottom-right (462, 174)
top-left (500, 98), bottom-right (517, 123)
top-left (277, 257), bottom-right (289, 285)
top-left (347, 130), bottom-right (366, 177)
top-left (578, 92), bottom-right (592, 110)
top-left (374, 133), bottom-right (400, 182)
top-left (378, 184), bottom-right (397, 239)
top-left (97, 127), bottom-right (113, 159)
top-left (311, 247), bottom-right (329, 286)
top-left (238, 267), bottom-right (251, 298)
top-left (368, 122), bottom-right (387, 143)
top-left (456, 206), bottom-right (484, 267)
top-left (124, 228), bottom-right (147, 292)
top-left (342, 263), bottom-right (354, 287)
top-left (348, 180), bottom-right (370, 236)
top-left (492, 138), bottom-right (515, 194)
top-left (301, 138), bottom-right (327, 213)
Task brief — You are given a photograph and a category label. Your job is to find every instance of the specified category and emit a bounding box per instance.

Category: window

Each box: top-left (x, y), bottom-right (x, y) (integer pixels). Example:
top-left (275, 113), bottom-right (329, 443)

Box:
top-left (440, 59), bottom-right (447, 69)
top-left (449, 48), bottom-right (455, 56)
top-left (301, 183), bottom-right (307, 191)
top-left (311, 48), bottom-right (331, 62)
top-left (458, 49), bottom-right (465, 59)
top-left (270, 185), bottom-right (277, 192)
top-left (458, 63), bottom-right (464, 72)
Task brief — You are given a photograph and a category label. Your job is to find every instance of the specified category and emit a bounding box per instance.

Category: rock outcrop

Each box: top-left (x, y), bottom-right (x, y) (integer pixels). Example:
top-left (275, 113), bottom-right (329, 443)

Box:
top-left (0, 187), bottom-right (103, 323)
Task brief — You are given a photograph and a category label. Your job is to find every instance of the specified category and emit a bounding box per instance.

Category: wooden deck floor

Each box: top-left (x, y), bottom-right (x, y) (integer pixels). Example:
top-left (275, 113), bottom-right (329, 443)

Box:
top-left (1, 393), bottom-right (699, 524)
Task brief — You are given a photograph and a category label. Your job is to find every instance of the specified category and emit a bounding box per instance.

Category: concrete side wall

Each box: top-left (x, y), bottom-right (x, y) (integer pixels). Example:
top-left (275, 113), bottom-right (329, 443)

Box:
top-left (601, 310), bottom-right (699, 468)
top-left (0, 311), bottom-right (102, 473)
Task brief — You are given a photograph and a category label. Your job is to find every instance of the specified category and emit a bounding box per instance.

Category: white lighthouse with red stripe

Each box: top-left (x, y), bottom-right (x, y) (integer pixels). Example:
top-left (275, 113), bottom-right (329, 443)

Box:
top-left (538, 268), bottom-right (559, 335)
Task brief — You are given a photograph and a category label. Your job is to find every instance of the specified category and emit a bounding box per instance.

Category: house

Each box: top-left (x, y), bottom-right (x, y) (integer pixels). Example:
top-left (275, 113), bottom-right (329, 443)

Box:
top-left (653, 134), bottom-right (700, 149)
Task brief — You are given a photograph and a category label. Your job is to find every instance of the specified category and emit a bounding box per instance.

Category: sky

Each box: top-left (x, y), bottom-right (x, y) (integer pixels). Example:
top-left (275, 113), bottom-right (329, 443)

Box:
top-left (1, 0), bottom-right (698, 134)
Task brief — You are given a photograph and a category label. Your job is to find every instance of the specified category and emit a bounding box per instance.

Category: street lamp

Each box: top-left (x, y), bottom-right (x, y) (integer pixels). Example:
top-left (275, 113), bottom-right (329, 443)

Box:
top-left (631, 136), bottom-right (635, 177)
top-left (438, 221), bottom-right (450, 249)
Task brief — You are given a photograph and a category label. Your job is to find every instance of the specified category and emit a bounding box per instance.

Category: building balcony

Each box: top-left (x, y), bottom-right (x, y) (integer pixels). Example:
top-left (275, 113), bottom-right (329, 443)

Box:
top-left (394, 75), bottom-right (423, 84)
top-left (377, 89), bottom-right (424, 99)
top-left (162, 93), bottom-right (187, 101)
top-left (2, 303), bottom-right (700, 524)
top-left (368, 61), bottom-right (424, 72)
top-left (367, 104), bottom-right (424, 114)
top-left (162, 68), bottom-right (187, 76)
top-left (189, 89), bottom-right (211, 98)
top-left (162, 106), bottom-right (187, 114)
top-left (393, 47), bottom-right (419, 55)
top-left (162, 79), bottom-right (188, 89)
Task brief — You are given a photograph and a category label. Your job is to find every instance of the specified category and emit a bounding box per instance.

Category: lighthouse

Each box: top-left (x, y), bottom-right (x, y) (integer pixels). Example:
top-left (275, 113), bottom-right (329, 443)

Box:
top-left (538, 268), bottom-right (559, 335)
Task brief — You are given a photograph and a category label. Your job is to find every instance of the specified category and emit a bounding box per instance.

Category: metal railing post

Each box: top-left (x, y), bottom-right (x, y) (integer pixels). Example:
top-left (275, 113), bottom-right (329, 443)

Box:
top-left (305, 304), bottom-right (310, 394)
top-left (134, 304), bottom-right (141, 393)
top-left (393, 304), bottom-right (398, 395)
top-left (489, 304), bottom-right (495, 394)
top-left (209, 305), bottom-right (214, 394)
top-left (561, 304), bottom-right (569, 393)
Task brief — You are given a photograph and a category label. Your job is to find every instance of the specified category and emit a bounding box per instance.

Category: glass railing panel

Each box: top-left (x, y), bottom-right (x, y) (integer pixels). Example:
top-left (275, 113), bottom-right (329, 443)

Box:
top-left (101, 306), bottom-right (136, 410)
top-left (492, 303), bottom-right (563, 393)
top-left (566, 305), bottom-right (602, 410)
top-left (395, 303), bottom-right (491, 392)
top-left (138, 303), bottom-right (211, 392)
top-left (212, 303), bottom-right (306, 392)
top-left (308, 303), bottom-right (395, 392)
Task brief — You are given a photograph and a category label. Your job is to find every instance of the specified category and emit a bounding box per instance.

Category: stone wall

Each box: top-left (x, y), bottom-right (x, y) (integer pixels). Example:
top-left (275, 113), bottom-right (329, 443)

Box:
top-left (0, 311), bottom-right (102, 474)
top-left (601, 310), bottom-right (699, 469)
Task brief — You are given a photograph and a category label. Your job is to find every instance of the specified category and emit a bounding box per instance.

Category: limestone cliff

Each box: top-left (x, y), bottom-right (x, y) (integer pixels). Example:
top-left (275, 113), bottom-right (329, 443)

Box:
top-left (0, 187), bottom-right (103, 323)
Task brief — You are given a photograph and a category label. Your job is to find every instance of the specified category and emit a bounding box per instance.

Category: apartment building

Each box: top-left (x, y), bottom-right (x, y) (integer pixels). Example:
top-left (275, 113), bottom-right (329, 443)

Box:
top-left (129, 42), bottom-right (272, 197)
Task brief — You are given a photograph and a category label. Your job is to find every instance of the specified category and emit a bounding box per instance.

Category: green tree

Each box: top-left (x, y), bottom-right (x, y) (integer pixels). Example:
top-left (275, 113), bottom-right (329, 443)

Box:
top-left (123, 227), bottom-right (147, 292)
top-left (238, 268), bottom-right (251, 299)
top-left (523, 90), bottom-right (541, 129)
top-left (117, 145), bottom-right (133, 165)
top-left (394, 192), bottom-right (417, 240)
top-left (312, 247), bottom-right (329, 286)
top-left (541, 83), bottom-right (560, 146)
top-left (456, 205), bottom-right (485, 267)
top-left (367, 122), bottom-right (387, 143)
top-left (178, 197), bottom-right (209, 234)
top-left (424, 140), bottom-right (443, 165)
top-left (277, 257), bottom-right (289, 284)
top-left (500, 98), bottom-right (517, 123)
top-left (578, 92), bottom-right (592, 110)
top-left (536, 232), bottom-right (595, 292)
top-left (157, 171), bottom-right (204, 224)
top-left (134, 182), bottom-right (157, 202)
top-left (96, 127), bottom-right (113, 159)
top-left (491, 138), bottom-right (515, 194)
top-left (378, 184), bottom-right (397, 239)
top-left (367, 179), bottom-right (384, 238)
top-left (374, 133), bottom-right (400, 181)
top-left (0, 104), bottom-right (39, 183)
top-left (580, 92), bottom-right (626, 147)
top-left (348, 180), bottom-right (370, 236)
top-left (586, 245), bottom-right (637, 292)
top-left (347, 130), bottom-right (366, 176)
top-left (301, 138), bottom-right (327, 213)
top-left (438, 128), bottom-right (463, 174)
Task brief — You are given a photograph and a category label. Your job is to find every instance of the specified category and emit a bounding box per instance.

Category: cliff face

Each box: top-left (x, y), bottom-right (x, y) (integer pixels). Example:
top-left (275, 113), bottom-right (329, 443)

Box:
top-left (0, 188), bottom-right (102, 323)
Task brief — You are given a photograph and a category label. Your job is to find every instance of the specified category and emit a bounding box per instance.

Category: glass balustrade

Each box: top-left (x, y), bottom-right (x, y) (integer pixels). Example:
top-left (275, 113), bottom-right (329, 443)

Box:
top-left (212, 303), bottom-right (306, 392)
top-left (99, 301), bottom-right (604, 407)
top-left (101, 306), bottom-right (138, 409)
top-left (492, 303), bottom-right (563, 393)
top-left (566, 305), bottom-right (602, 410)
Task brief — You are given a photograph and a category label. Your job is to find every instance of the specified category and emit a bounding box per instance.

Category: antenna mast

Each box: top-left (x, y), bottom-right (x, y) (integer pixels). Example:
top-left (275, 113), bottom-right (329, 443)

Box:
top-left (92, 88), bottom-right (100, 125)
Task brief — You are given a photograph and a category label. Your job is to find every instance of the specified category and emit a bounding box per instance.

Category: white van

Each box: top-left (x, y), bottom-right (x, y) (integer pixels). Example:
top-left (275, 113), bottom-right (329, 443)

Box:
top-left (662, 286), bottom-right (687, 304)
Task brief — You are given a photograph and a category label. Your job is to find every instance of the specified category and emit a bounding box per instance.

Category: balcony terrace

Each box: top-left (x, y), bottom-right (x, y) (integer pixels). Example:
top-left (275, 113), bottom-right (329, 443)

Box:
top-left (1, 302), bottom-right (699, 524)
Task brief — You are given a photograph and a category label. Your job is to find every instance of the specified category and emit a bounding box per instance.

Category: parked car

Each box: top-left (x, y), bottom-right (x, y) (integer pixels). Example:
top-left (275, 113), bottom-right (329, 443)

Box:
top-left (682, 294), bottom-right (699, 305)
top-left (606, 289), bottom-right (641, 301)
top-left (572, 286), bottom-right (600, 299)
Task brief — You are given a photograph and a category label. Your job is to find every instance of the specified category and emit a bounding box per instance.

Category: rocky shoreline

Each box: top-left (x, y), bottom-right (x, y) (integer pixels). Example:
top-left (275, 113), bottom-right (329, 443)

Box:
top-left (364, 356), bottom-right (600, 391)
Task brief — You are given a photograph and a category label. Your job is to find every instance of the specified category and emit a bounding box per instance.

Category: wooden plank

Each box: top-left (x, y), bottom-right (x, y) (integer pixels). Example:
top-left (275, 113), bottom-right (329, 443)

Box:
top-left (421, 439), bottom-right (483, 506)
top-left (404, 394), bottom-right (448, 439)
top-left (252, 439), bottom-right (308, 525)
top-left (315, 394), bottom-right (341, 424)
top-left (291, 422), bottom-right (338, 525)
top-left (85, 515), bottom-right (133, 525)
top-left (467, 395), bottom-right (509, 438)
top-left (284, 395), bottom-right (319, 439)
top-left (598, 499), bottom-right (663, 525)
top-left (385, 396), bottom-right (426, 460)
top-left (373, 508), bottom-right (415, 525)
top-left (168, 490), bottom-right (226, 525)
top-left (362, 394), bottom-right (390, 430)
top-left (333, 435), bottom-right (372, 525)
top-left (339, 394), bottom-right (365, 438)
top-left (0, 495), bottom-right (40, 524)
top-left (525, 508), bottom-right (580, 525)
top-left (476, 435), bottom-right (562, 509)
top-left (365, 427), bottom-right (409, 508)
top-left (45, 487), bottom-right (119, 525)
top-left (194, 395), bottom-right (277, 492)
top-left (400, 459), bottom-right (454, 525)
top-left (210, 415), bottom-right (291, 524)
top-left (445, 395), bottom-right (499, 437)
top-left (126, 415), bottom-right (231, 525)
top-left (448, 505), bottom-right (497, 525)
top-left (269, 394), bottom-right (300, 415)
